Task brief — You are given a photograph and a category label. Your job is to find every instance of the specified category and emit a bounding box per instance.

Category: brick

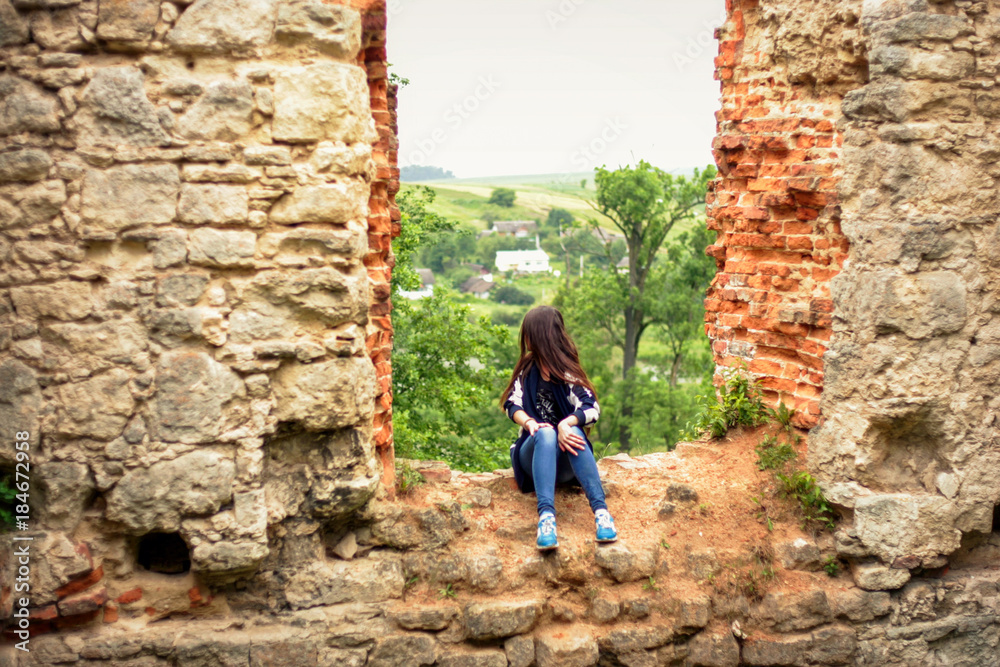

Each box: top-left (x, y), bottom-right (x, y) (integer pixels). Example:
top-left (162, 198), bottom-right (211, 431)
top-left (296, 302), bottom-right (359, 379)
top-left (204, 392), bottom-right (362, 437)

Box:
top-left (57, 586), bottom-right (107, 617)
top-left (29, 604), bottom-right (58, 621)
top-left (55, 565), bottom-right (104, 599)
top-left (116, 587), bottom-right (143, 604)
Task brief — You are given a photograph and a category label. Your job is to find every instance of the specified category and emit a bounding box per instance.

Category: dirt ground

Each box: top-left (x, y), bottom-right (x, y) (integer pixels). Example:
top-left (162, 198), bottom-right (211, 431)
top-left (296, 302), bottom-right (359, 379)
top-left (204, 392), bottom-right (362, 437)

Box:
top-left (394, 425), bottom-right (851, 609)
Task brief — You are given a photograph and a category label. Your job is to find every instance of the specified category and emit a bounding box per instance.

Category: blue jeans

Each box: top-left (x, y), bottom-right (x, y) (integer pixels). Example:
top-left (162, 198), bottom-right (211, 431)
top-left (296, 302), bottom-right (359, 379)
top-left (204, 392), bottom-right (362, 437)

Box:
top-left (519, 426), bottom-right (608, 517)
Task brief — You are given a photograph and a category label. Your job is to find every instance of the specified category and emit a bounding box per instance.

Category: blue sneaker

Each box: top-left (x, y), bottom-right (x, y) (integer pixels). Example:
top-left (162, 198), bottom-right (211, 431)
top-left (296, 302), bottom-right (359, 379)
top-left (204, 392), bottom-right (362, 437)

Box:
top-left (595, 509), bottom-right (617, 543)
top-left (537, 512), bottom-right (558, 550)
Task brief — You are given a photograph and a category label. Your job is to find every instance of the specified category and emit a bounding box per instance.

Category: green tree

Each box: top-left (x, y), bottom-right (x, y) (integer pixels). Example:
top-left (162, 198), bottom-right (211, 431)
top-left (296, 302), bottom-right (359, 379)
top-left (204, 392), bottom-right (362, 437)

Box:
top-left (584, 161), bottom-right (715, 451)
top-left (487, 187), bottom-right (517, 208)
top-left (546, 207), bottom-right (574, 229)
top-left (391, 186), bottom-right (513, 471)
top-left (490, 285), bottom-right (535, 306)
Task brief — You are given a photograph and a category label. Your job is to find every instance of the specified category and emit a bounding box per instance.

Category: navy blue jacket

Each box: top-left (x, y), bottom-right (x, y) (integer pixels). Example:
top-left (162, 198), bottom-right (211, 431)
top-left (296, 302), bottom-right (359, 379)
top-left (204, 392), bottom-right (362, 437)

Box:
top-left (503, 364), bottom-right (601, 493)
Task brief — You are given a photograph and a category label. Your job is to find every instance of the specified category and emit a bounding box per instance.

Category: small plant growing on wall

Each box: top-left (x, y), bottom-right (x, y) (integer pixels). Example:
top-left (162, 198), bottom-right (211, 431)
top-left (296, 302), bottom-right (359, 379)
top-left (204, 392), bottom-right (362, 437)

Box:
top-left (683, 363), bottom-right (773, 440)
top-left (0, 471), bottom-right (17, 532)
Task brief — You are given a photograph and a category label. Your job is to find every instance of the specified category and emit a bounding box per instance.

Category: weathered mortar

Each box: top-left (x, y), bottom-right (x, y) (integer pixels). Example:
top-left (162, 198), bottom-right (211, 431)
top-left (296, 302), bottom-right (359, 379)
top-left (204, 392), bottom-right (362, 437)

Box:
top-left (0, 0), bottom-right (398, 633)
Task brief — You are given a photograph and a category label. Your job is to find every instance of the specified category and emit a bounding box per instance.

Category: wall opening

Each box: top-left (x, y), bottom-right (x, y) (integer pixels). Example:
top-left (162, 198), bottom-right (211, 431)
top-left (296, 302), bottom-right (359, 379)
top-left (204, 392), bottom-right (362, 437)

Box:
top-left (137, 532), bottom-right (191, 574)
top-left (993, 504), bottom-right (1000, 534)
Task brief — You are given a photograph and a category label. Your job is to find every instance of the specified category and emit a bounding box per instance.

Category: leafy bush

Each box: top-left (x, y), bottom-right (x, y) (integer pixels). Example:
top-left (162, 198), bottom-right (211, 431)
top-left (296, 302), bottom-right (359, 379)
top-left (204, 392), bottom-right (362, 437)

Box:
top-left (683, 364), bottom-right (772, 439)
top-left (395, 461), bottom-right (425, 495)
top-left (776, 471), bottom-right (836, 531)
top-left (487, 187), bottom-right (516, 208)
top-left (490, 285), bottom-right (534, 306)
top-left (755, 434), bottom-right (796, 471)
top-left (0, 472), bottom-right (16, 531)
top-left (490, 307), bottom-right (529, 328)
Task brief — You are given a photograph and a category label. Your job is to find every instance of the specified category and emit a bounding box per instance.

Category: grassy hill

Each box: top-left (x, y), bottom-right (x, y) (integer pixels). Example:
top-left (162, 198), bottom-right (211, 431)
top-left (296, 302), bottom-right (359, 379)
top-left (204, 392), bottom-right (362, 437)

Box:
top-left (400, 172), bottom-right (706, 241)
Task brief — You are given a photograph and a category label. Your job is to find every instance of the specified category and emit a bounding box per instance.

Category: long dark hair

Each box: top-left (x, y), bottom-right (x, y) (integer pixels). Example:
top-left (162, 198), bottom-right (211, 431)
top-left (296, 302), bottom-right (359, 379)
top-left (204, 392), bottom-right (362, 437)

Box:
top-left (500, 305), bottom-right (597, 406)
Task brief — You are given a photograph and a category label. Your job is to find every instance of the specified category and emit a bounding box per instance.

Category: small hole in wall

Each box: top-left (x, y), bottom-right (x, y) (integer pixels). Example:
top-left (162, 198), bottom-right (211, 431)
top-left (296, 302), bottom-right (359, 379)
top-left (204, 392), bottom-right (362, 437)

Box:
top-left (137, 532), bottom-right (191, 574)
top-left (993, 504), bottom-right (1000, 533)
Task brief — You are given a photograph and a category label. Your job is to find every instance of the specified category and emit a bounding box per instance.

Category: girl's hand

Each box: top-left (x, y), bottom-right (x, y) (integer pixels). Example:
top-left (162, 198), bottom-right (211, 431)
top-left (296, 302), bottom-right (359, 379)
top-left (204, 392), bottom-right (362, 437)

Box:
top-left (526, 419), bottom-right (553, 436)
top-left (557, 420), bottom-right (586, 455)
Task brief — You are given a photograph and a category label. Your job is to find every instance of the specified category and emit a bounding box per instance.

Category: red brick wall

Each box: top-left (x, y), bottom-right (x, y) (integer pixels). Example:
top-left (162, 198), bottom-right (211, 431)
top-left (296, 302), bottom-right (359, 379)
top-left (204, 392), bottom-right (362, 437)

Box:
top-left (353, 0), bottom-right (400, 490)
top-left (705, 0), bottom-right (850, 428)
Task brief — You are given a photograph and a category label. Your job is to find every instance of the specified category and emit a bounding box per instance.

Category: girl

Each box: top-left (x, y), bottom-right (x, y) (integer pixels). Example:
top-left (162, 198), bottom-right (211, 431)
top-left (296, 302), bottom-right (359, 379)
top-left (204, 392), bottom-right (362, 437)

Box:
top-left (501, 305), bottom-right (617, 550)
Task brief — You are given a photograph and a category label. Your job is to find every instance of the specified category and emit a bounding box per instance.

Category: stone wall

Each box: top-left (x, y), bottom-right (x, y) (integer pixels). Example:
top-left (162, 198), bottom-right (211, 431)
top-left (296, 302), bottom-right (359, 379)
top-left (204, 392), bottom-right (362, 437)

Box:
top-left (708, 0), bottom-right (1000, 595)
top-left (3, 446), bottom-right (999, 667)
top-left (810, 0), bottom-right (1000, 583)
top-left (0, 0), bottom-right (396, 636)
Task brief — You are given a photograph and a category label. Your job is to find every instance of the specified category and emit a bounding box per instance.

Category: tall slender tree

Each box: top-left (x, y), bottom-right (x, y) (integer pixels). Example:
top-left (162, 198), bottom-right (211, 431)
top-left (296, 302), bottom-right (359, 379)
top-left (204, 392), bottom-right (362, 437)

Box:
top-left (588, 161), bottom-right (716, 451)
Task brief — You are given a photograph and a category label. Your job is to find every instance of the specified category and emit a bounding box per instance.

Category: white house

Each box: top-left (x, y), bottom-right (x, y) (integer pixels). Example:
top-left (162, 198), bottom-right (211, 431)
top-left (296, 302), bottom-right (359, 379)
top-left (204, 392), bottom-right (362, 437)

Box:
top-left (495, 249), bottom-right (551, 274)
top-left (399, 268), bottom-right (435, 300)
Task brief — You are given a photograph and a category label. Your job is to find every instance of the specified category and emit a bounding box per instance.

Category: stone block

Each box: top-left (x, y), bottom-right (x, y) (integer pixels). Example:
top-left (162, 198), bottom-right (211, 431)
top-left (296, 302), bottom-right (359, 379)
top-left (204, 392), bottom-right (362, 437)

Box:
top-left (437, 651), bottom-right (507, 667)
top-left (831, 588), bottom-right (892, 622)
top-left (0, 359), bottom-right (41, 454)
top-left (188, 228), bottom-right (256, 267)
top-left (0, 148), bottom-right (52, 183)
top-left (167, 0), bottom-right (278, 53)
top-left (244, 145), bottom-right (292, 166)
top-left (5, 180), bottom-right (67, 229)
top-left (249, 639), bottom-right (319, 667)
top-left (852, 561), bottom-right (912, 591)
top-left (594, 541), bottom-right (657, 583)
top-left (275, 1), bottom-right (361, 58)
top-left (57, 586), bottom-right (107, 617)
top-left (686, 631), bottom-right (740, 667)
top-left (272, 357), bottom-right (376, 430)
top-left (190, 539), bottom-right (268, 575)
top-left (753, 590), bottom-right (833, 633)
top-left (272, 62), bottom-right (376, 144)
top-left (598, 626), bottom-right (675, 653)
top-left (0, 0), bottom-right (29, 46)
top-left (178, 80), bottom-right (255, 142)
top-left (0, 76), bottom-right (60, 135)
top-left (34, 462), bottom-right (94, 531)
top-left (882, 13), bottom-right (973, 43)
top-left (854, 494), bottom-right (962, 563)
top-left (97, 0), bottom-right (159, 42)
top-left (269, 182), bottom-right (369, 224)
top-left (505, 636), bottom-right (535, 667)
top-left (284, 554), bottom-right (404, 609)
top-left (151, 350), bottom-right (241, 443)
top-left (81, 164), bottom-right (180, 229)
top-left (391, 605), bottom-right (459, 631)
top-left (54, 369), bottom-right (134, 440)
top-left (464, 599), bottom-right (543, 640)
top-left (368, 634), bottom-right (437, 667)
top-left (178, 184), bottom-right (249, 224)
top-left (536, 627), bottom-right (598, 667)
top-left (156, 273), bottom-right (209, 308)
top-left (23, 532), bottom-right (93, 606)
top-left (106, 449), bottom-right (235, 533)
top-left (77, 67), bottom-right (170, 148)
top-left (742, 625), bottom-right (857, 666)
top-left (310, 141), bottom-right (372, 175)
top-left (28, 7), bottom-right (87, 52)
top-left (11, 281), bottom-right (92, 320)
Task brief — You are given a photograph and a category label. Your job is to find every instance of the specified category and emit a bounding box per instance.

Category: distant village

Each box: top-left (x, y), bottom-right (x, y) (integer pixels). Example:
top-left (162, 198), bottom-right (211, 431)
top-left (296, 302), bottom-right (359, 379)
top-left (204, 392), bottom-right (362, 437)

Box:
top-left (399, 220), bottom-right (552, 301)
top-left (399, 217), bottom-right (628, 302)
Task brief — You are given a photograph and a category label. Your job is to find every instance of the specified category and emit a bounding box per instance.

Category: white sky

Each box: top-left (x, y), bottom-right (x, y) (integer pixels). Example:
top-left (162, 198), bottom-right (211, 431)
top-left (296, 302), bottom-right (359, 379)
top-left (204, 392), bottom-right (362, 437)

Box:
top-left (387, 0), bottom-right (726, 178)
